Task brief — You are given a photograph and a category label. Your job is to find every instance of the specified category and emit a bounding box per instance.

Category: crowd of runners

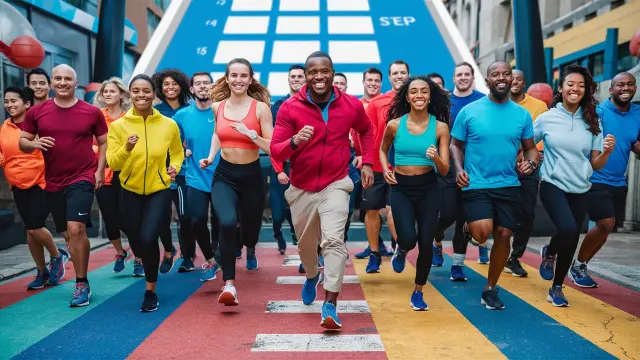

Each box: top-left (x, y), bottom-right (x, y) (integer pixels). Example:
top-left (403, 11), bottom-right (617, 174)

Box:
top-left (1, 50), bottom-right (639, 330)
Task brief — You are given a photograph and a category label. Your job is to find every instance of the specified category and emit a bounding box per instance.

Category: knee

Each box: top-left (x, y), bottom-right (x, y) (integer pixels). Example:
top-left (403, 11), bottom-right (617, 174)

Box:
top-left (218, 215), bottom-right (238, 234)
top-left (398, 234), bottom-right (418, 251)
top-left (493, 228), bottom-right (512, 244)
top-left (469, 224), bottom-right (492, 243)
top-left (557, 223), bottom-right (578, 240)
top-left (67, 223), bottom-right (85, 238)
top-left (27, 229), bottom-right (39, 238)
top-left (597, 219), bottom-right (615, 234)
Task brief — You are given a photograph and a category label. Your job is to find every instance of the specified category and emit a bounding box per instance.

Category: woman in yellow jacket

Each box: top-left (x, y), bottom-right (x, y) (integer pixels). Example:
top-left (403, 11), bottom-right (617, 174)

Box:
top-left (107, 74), bottom-right (184, 312)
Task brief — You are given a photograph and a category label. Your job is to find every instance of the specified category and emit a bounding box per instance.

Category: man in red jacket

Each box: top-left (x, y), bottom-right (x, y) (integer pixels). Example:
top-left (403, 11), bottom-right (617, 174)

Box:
top-left (271, 51), bottom-right (375, 330)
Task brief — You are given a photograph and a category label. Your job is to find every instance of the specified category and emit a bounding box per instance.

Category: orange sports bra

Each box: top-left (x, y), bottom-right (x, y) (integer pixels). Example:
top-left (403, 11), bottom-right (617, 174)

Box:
top-left (216, 99), bottom-right (261, 150)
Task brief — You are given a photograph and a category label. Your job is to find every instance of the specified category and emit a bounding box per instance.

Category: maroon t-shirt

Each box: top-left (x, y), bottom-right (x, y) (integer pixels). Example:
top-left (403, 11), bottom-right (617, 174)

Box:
top-left (23, 99), bottom-right (108, 192)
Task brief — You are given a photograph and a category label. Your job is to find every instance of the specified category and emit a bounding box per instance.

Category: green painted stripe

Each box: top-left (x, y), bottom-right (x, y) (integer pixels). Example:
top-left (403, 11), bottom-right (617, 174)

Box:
top-left (0, 264), bottom-right (141, 359)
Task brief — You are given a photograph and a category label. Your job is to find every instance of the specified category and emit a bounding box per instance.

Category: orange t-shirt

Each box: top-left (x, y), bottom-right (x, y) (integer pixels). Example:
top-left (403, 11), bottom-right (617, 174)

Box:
top-left (0, 118), bottom-right (46, 189)
top-left (94, 108), bottom-right (125, 185)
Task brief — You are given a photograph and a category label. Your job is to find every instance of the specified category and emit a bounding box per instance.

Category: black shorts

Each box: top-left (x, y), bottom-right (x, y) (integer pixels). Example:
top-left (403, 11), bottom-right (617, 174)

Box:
top-left (519, 176), bottom-right (540, 217)
top-left (462, 187), bottom-right (521, 230)
top-left (12, 186), bottom-right (49, 230)
top-left (361, 172), bottom-right (390, 211)
top-left (46, 181), bottom-right (95, 233)
top-left (587, 183), bottom-right (627, 222)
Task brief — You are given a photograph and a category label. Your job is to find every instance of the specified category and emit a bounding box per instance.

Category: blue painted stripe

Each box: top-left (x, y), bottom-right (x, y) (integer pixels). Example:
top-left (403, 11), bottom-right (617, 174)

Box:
top-left (428, 255), bottom-right (615, 359)
top-left (15, 267), bottom-right (205, 359)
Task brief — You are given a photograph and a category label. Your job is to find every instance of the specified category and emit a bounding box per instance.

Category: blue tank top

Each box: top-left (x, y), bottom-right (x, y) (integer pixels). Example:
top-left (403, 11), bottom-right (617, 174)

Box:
top-left (393, 113), bottom-right (437, 167)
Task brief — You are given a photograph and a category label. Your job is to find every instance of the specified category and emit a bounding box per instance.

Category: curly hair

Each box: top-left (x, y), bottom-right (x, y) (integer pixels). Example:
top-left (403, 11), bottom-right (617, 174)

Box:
top-left (387, 76), bottom-right (451, 124)
top-left (151, 68), bottom-right (193, 105)
top-left (550, 64), bottom-right (601, 135)
top-left (93, 77), bottom-right (131, 111)
top-left (209, 58), bottom-right (271, 104)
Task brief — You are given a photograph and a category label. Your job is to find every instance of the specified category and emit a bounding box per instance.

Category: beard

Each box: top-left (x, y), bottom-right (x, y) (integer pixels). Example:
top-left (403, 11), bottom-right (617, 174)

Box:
top-left (196, 95), bottom-right (209, 102)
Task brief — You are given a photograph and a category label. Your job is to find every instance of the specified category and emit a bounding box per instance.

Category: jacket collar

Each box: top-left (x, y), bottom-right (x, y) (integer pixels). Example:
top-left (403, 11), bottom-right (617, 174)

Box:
top-left (123, 107), bottom-right (164, 123)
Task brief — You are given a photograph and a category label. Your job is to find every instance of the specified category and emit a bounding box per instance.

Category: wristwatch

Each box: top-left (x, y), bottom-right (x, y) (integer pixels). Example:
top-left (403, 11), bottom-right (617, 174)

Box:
top-left (527, 160), bottom-right (538, 171)
top-left (290, 136), bottom-right (299, 150)
top-left (248, 130), bottom-right (258, 141)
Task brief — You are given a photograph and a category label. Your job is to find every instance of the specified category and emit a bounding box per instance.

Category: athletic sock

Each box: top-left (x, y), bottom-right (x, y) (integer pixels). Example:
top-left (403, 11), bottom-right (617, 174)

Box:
top-left (574, 260), bottom-right (586, 268)
top-left (76, 277), bottom-right (88, 284)
top-left (452, 253), bottom-right (465, 266)
top-left (371, 251), bottom-right (382, 258)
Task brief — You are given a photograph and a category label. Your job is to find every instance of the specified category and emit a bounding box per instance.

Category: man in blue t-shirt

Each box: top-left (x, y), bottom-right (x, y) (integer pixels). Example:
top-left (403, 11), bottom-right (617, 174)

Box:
top-left (173, 72), bottom-right (220, 279)
top-left (572, 72), bottom-right (640, 287)
top-left (451, 61), bottom-right (539, 310)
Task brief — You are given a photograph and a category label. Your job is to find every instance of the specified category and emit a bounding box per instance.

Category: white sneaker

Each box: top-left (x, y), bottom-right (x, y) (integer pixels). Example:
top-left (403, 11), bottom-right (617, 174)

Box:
top-left (218, 283), bottom-right (239, 306)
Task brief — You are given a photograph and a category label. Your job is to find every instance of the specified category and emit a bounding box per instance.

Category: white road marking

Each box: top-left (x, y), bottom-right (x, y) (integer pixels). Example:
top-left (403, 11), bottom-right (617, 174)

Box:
top-left (252, 334), bottom-right (385, 352)
top-left (266, 300), bottom-right (370, 313)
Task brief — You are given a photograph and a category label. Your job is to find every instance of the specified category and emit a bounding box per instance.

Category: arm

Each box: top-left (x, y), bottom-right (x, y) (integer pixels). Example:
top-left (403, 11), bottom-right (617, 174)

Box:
top-left (269, 103), bottom-right (297, 162)
top-left (95, 134), bottom-right (108, 174)
top-left (18, 131), bottom-right (39, 153)
top-left (0, 137), bottom-right (5, 167)
top-left (432, 122), bottom-right (450, 175)
top-left (106, 123), bottom-right (131, 171)
top-left (168, 123), bottom-right (185, 173)
top-left (450, 138), bottom-right (466, 175)
top-left (353, 102), bottom-right (375, 166)
top-left (379, 120), bottom-right (398, 172)
top-left (253, 102), bottom-right (273, 155)
top-left (365, 100), bottom-right (378, 139)
top-left (590, 132), bottom-right (613, 171)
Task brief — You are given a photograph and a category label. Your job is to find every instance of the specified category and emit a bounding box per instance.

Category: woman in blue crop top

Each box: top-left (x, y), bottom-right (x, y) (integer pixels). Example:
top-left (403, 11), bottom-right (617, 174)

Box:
top-left (379, 76), bottom-right (451, 311)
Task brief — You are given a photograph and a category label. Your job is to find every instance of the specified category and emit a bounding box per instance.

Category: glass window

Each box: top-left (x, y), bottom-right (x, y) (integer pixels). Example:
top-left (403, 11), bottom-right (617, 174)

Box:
top-left (590, 52), bottom-right (604, 78)
top-left (3, 62), bottom-right (24, 88)
top-left (153, 0), bottom-right (171, 11)
top-left (147, 10), bottom-right (161, 40)
top-left (6, 0), bottom-right (28, 18)
top-left (61, 0), bottom-right (98, 15)
top-left (618, 42), bottom-right (639, 73)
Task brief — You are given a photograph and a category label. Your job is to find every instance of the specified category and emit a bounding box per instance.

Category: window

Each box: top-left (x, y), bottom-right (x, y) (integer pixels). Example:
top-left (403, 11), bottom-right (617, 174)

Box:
top-left (153, 0), bottom-right (172, 11)
top-left (61, 0), bottom-right (98, 15)
top-left (585, 11), bottom-right (596, 21)
top-left (562, 23), bottom-right (573, 31)
top-left (589, 52), bottom-right (604, 78)
top-left (618, 42), bottom-right (639, 73)
top-left (611, 0), bottom-right (625, 10)
top-left (147, 10), bottom-right (161, 40)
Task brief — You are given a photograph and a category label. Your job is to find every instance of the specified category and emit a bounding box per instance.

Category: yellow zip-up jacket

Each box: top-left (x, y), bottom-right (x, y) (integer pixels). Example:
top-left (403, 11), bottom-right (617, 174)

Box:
top-left (106, 108), bottom-right (184, 195)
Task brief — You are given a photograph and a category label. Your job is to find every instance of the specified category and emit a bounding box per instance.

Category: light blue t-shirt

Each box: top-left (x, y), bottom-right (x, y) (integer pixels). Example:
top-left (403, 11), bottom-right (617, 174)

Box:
top-left (534, 103), bottom-right (604, 194)
top-left (590, 99), bottom-right (640, 187)
top-left (174, 103), bottom-right (220, 193)
top-left (451, 97), bottom-right (534, 191)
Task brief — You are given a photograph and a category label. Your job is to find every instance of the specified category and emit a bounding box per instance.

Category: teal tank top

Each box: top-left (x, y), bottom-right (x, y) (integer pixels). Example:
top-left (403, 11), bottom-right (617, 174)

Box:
top-left (393, 113), bottom-right (437, 167)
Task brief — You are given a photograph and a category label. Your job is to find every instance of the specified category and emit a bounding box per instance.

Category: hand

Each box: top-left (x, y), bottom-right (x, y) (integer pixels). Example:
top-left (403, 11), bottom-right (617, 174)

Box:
top-left (200, 157), bottom-right (213, 169)
top-left (277, 172), bottom-right (289, 185)
top-left (426, 144), bottom-right (438, 160)
top-left (94, 169), bottom-right (104, 189)
top-left (382, 168), bottom-right (397, 185)
top-left (349, 133), bottom-right (354, 147)
top-left (456, 171), bottom-right (470, 188)
top-left (361, 165), bottom-right (374, 188)
top-left (229, 122), bottom-right (250, 137)
top-left (293, 125), bottom-right (314, 146)
top-left (126, 134), bottom-right (139, 151)
top-left (33, 136), bottom-right (55, 151)
top-left (603, 134), bottom-right (615, 153)
top-left (517, 160), bottom-right (533, 176)
top-left (167, 166), bottom-right (177, 180)
top-left (352, 156), bottom-right (362, 169)
top-left (539, 150), bottom-right (544, 163)
top-left (516, 149), bottom-right (524, 163)
top-left (185, 149), bottom-right (192, 158)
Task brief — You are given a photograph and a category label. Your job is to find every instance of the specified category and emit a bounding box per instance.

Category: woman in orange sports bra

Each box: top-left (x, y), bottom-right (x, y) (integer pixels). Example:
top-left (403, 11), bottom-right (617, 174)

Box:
top-left (200, 58), bottom-right (273, 306)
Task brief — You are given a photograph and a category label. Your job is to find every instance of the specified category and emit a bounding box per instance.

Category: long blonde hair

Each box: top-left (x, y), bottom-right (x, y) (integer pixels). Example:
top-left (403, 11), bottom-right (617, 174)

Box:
top-left (93, 77), bottom-right (132, 111)
top-left (210, 58), bottom-right (271, 104)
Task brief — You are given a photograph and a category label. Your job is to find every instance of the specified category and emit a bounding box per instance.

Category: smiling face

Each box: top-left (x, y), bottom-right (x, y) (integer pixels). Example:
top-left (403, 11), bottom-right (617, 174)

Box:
top-left (4, 92), bottom-right (29, 118)
top-left (130, 79), bottom-right (155, 112)
top-left (406, 79), bottom-right (430, 112)
top-left (510, 70), bottom-right (525, 97)
top-left (51, 67), bottom-right (77, 98)
top-left (389, 63), bottom-right (409, 91)
top-left (28, 74), bottom-right (50, 100)
top-left (610, 73), bottom-right (637, 106)
top-left (191, 74), bottom-right (212, 102)
top-left (363, 72), bottom-right (382, 97)
top-left (560, 72), bottom-right (586, 107)
top-left (453, 64), bottom-right (474, 92)
top-left (305, 56), bottom-right (333, 96)
top-left (288, 69), bottom-right (305, 93)
top-left (102, 83), bottom-right (123, 107)
top-left (333, 75), bottom-right (347, 92)
top-left (162, 76), bottom-right (180, 101)
top-left (226, 63), bottom-right (253, 96)
top-left (486, 62), bottom-right (512, 99)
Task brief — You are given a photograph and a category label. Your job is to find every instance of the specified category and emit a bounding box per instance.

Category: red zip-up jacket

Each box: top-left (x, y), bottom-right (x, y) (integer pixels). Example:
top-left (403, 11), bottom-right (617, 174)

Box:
top-left (270, 85), bottom-right (375, 192)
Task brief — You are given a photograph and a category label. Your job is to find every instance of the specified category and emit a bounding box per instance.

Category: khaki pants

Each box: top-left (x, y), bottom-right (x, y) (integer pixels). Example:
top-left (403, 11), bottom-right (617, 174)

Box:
top-left (285, 176), bottom-right (353, 293)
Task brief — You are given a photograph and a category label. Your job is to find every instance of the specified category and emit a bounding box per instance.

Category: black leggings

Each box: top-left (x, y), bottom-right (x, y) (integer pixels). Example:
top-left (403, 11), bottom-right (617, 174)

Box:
top-left (435, 181), bottom-right (468, 254)
top-left (211, 158), bottom-right (264, 281)
top-left (391, 171), bottom-right (440, 286)
top-left (121, 188), bottom-right (171, 283)
top-left (158, 175), bottom-right (193, 253)
top-left (186, 186), bottom-right (217, 260)
top-left (95, 172), bottom-right (123, 242)
top-left (539, 181), bottom-right (587, 287)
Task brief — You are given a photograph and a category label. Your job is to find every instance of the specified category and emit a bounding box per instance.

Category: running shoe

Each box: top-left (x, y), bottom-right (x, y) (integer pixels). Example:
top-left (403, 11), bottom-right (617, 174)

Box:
top-left (380, 245), bottom-right (392, 257)
top-left (391, 248), bottom-right (407, 273)
top-left (140, 290), bottom-right (159, 312)
top-left (318, 255), bottom-right (325, 269)
top-left (178, 257), bottom-right (195, 273)
top-left (112, 250), bottom-right (129, 273)
top-left (159, 247), bottom-right (177, 274)
top-left (27, 269), bottom-right (49, 290)
top-left (298, 263), bottom-right (305, 273)
top-left (218, 283), bottom-right (239, 306)
top-left (504, 258), bottom-right (528, 277)
top-left (63, 244), bottom-right (72, 262)
top-left (478, 245), bottom-right (490, 264)
top-left (547, 285), bottom-right (569, 307)
top-left (70, 282), bottom-right (91, 307)
top-left (481, 288), bottom-right (505, 310)
top-left (321, 302), bottom-right (342, 330)
top-left (432, 244), bottom-right (444, 267)
top-left (276, 235), bottom-right (287, 255)
top-left (133, 260), bottom-right (145, 277)
top-left (568, 261), bottom-right (598, 288)
top-left (246, 247), bottom-right (259, 270)
top-left (200, 261), bottom-right (219, 282)
top-left (464, 222), bottom-right (478, 246)
top-left (539, 245), bottom-right (555, 281)
top-left (301, 273), bottom-right (320, 305)
top-left (410, 291), bottom-right (429, 311)
top-left (366, 254), bottom-right (381, 273)
top-left (58, 247), bottom-right (70, 264)
top-left (450, 265), bottom-right (468, 281)
top-left (355, 246), bottom-right (371, 259)
top-left (48, 255), bottom-right (65, 285)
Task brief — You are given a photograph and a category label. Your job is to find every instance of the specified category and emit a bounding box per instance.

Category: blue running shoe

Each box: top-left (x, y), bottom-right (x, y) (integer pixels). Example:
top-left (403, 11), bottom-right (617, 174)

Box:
top-left (48, 255), bottom-right (65, 285)
top-left (355, 246), bottom-right (371, 259)
top-left (140, 290), bottom-right (159, 312)
top-left (70, 282), bottom-right (91, 307)
top-left (133, 260), bottom-right (145, 277)
top-left (112, 250), bottom-right (129, 273)
top-left (200, 261), bottom-right (219, 282)
top-left (321, 302), bottom-right (342, 330)
top-left (547, 285), bottom-right (569, 307)
top-left (481, 288), bottom-right (505, 310)
top-left (539, 245), bottom-right (555, 281)
top-left (450, 265), bottom-right (468, 281)
top-left (432, 244), bottom-right (444, 267)
top-left (246, 247), bottom-right (259, 270)
top-left (568, 261), bottom-right (598, 288)
top-left (276, 236), bottom-right (287, 255)
top-left (410, 291), bottom-right (429, 311)
top-left (178, 257), bottom-right (195, 273)
top-left (159, 247), bottom-right (177, 274)
top-left (380, 245), bottom-right (392, 257)
top-left (58, 247), bottom-right (70, 264)
top-left (318, 255), bottom-right (325, 269)
top-left (27, 269), bottom-right (49, 290)
top-left (478, 246), bottom-right (490, 264)
top-left (301, 273), bottom-right (320, 305)
top-left (236, 249), bottom-right (242, 259)
top-left (366, 254), bottom-right (381, 273)
top-left (391, 248), bottom-right (407, 273)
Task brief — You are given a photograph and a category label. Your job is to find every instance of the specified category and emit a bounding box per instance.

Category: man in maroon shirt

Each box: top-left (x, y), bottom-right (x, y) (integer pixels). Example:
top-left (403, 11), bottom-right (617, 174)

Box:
top-left (19, 64), bottom-right (108, 308)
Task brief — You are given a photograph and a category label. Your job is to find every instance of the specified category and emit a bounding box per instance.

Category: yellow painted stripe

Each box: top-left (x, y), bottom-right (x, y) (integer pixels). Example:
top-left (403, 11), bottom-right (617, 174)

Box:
top-left (465, 260), bottom-right (640, 359)
top-left (353, 258), bottom-right (506, 360)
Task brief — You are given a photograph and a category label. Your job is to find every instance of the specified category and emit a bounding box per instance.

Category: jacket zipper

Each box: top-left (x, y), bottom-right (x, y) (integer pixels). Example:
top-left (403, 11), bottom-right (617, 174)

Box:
top-left (144, 120), bottom-right (148, 194)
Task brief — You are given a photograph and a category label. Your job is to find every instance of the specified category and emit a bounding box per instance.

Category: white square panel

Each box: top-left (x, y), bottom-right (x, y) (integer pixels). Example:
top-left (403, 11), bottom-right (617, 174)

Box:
top-left (209, 72), bottom-right (261, 83)
top-left (267, 72), bottom-right (292, 97)
top-left (213, 41), bottom-right (266, 64)
top-left (223, 16), bottom-right (270, 34)
top-left (329, 41), bottom-right (380, 64)
top-left (279, 0), bottom-right (319, 11)
top-left (327, 0), bottom-right (370, 11)
top-left (231, 0), bottom-right (272, 11)
top-left (271, 41), bottom-right (320, 64)
top-left (339, 72), bottom-right (365, 96)
top-left (328, 16), bottom-right (374, 34)
top-left (276, 16), bottom-right (320, 34)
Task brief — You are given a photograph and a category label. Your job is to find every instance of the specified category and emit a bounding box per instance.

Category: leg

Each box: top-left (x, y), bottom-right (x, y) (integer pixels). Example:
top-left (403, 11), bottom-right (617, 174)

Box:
top-left (362, 173), bottom-right (386, 253)
top-left (511, 177), bottom-right (539, 260)
top-left (140, 190), bottom-right (172, 287)
top-left (175, 176), bottom-right (194, 255)
top-left (64, 182), bottom-right (95, 280)
top-left (414, 181), bottom-right (440, 288)
top-left (158, 208), bottom-right (174, 253)
top-left (288, 187), bottom-right (321, 280)
top-left (238, 173), bottom-right (265, 250)
top-left (390, 185), bottom-right (418, 274)
top-left (96, 185), bottom-right (126, 256)
top-left (578, 184), bottom-right (617, 263)
top-left (270, 169), bottom-right (286, 240)
top-left (211, 181), bottom-right (240, 283)
top-left (188, 186), bottom-right (214, 261)
top-left (461, 190), bottom-right (495, 245)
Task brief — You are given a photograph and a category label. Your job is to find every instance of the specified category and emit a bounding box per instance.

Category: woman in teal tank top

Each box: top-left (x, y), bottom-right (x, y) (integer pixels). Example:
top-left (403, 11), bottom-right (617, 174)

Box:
top-left (378, 76), bottom-right (451, 311)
